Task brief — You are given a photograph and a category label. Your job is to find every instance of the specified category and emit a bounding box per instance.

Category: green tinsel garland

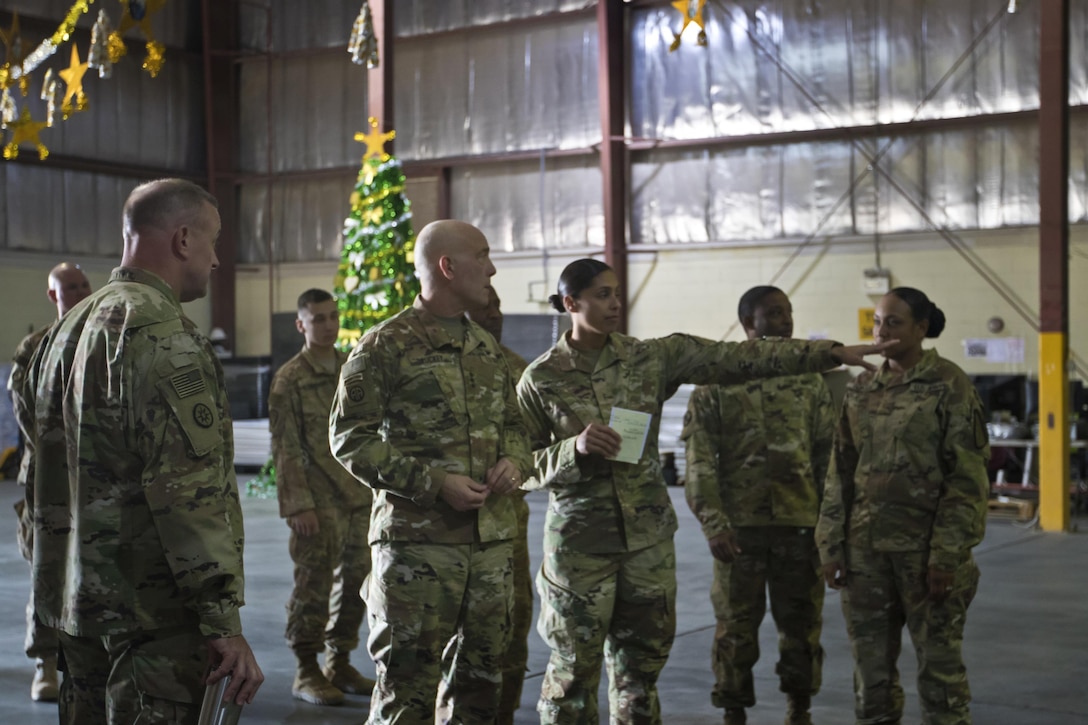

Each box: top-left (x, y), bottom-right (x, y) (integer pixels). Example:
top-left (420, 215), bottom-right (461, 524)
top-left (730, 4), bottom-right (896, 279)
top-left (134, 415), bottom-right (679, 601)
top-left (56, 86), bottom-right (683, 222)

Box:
top-left (246, 458), bottom-right (277, 499)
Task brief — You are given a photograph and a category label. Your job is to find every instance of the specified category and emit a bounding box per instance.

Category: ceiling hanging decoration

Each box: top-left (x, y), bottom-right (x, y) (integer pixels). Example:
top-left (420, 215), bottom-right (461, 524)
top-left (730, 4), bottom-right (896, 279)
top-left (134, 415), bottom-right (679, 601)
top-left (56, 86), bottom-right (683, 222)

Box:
top-left (348, 1), bottom-right (379, 68)
top-left (670, 0), bottom-right (708, 52)
top-left (0, 0), bottom-right (170, 161)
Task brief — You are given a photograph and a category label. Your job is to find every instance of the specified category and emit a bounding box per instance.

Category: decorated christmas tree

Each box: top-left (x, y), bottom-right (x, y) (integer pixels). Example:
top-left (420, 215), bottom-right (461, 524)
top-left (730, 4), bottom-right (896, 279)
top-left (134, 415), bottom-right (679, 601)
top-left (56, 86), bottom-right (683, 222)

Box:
top-left (247, 117), bottom-right (418, 499)
top-left (333, 117), bottom-right (420, 348)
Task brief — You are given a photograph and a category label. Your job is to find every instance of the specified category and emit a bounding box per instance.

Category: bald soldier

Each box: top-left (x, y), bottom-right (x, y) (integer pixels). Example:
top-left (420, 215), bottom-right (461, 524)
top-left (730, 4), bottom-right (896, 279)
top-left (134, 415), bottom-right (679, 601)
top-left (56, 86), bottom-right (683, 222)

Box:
top-left (330, 220), bottom-right (532, 724)
top-left (7, 262), bottom-right (92, 702)
top-left (27, 179), bottom-right (263, 723)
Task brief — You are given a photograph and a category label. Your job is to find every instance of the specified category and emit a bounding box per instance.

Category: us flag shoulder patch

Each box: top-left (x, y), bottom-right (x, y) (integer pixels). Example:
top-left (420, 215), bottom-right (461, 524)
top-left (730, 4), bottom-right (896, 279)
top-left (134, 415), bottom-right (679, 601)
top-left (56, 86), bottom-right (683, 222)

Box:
top-left (171, 369), bottom-right (206, 399)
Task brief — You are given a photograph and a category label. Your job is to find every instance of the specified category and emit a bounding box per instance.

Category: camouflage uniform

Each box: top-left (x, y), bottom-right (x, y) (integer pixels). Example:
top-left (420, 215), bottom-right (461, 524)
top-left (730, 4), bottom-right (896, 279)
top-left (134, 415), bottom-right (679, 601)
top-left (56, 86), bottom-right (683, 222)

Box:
top-left (269, 347), bottom-right (373, 658)
top-left (28, 267), bottom-right (246, 725)
top-left (682, 374), bottom-right (834, 711)
top-left (815, 349), bottom-right (989, 725)
top-left (7, 325), bottom-right (59, 662)
top-left (329, 298), bottom-right (531, 725)
top-left (498, 344), bottom-right (533, 724)
top-left (516, 332), bottom-right (841, 725)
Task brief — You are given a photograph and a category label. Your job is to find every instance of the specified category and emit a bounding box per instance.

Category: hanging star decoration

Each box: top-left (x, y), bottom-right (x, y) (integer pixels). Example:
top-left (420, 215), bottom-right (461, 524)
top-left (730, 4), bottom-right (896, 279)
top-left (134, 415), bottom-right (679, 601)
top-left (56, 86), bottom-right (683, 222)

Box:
top-left (1, 12), bottom-right (31, 96)
top-left (112, 0), bottom-right (167, 76)
top-left (670, 0), bottom-right (708, 52)
top-left (1, 1), bottom-right (175, 163)
top-left (57, 44), bottom-right (89, 118)
top-left (3, 107), bottom-right (49, 159)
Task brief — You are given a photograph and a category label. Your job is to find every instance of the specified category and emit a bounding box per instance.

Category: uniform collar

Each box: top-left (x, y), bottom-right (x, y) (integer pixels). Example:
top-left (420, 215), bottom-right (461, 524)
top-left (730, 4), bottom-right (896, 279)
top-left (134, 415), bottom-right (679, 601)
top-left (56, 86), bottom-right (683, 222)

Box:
top-left (873, 347), bottom-right (941, 387)
top-left (553, 330), bottom-right (628, 372)
top-left (411, 295), bottom-right (485, 354)
top-left (109, 266), bottom-right (183, 314)
top-left (299, 346), bottom-right (345, 374)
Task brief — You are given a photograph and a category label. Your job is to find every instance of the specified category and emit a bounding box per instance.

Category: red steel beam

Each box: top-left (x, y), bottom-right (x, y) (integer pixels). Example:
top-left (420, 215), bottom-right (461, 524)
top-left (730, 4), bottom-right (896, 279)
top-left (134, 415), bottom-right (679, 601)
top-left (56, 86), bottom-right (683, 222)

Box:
top-left (368, 0), bottom-right (395, 154)
top-left (598, 0), bottom-right (627, 332)
top-left (201, 0), bottom-right (239, 347)
top-left (1039, 0), bottom-right (1069, 333)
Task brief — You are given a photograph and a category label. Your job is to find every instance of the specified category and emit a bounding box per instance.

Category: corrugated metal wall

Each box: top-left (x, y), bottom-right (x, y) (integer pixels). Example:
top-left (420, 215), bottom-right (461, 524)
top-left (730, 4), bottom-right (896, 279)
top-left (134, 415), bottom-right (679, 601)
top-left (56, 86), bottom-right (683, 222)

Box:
top-left (2, 1), bottom-right (1085, 263)
top-left (0, 0), bottom-right (203, 255)
top-left (232, 0), bottom-right (1087, 263)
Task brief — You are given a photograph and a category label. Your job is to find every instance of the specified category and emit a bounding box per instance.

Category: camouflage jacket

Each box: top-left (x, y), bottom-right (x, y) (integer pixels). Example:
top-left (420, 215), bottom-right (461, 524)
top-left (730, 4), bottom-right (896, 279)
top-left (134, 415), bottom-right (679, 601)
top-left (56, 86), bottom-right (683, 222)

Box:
top-left (815, 349), bottom-right (990, 571)
top-left (516, 332), bottom-right (840, 554)
top-left (682, 372), bottom-right (835, 536)
top-left (330, 297), bottom-right (532, 545)
top-left (7, 324), bottom-right (49, 490)
top-left (502, 344), bottom-right (529, 382)
top-left (270, 347), bottom-right (372, 517)
top-left (29, 267), bottom-right (245, 639)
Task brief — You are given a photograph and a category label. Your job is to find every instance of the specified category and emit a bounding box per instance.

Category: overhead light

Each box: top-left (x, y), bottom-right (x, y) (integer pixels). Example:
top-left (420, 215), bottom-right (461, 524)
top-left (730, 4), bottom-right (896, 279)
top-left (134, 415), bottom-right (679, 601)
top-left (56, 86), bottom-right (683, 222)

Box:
top-left (1007, 0), bottom-right (1018, 13)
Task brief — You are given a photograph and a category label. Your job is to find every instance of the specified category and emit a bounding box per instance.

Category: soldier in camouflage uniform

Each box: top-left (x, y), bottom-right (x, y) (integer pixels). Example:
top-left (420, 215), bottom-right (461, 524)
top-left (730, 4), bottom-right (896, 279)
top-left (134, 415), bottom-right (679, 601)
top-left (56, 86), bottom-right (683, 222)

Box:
top-left (465, 285), bottom-right (532, 724)
top-left (270, 288), bottom-right (375, 706)
top-left (516, 259), bottom-right (889, 725)
top-left (7, 262), bottom-right (92, 702)
top-left (330, 220), bottom-right (532, 725)
top-left (682, 286), bottom-right (834, 725)
top-left (27, 179), bottom-right (263, 724)
top-left (816, 287), bottom-right (989, 725)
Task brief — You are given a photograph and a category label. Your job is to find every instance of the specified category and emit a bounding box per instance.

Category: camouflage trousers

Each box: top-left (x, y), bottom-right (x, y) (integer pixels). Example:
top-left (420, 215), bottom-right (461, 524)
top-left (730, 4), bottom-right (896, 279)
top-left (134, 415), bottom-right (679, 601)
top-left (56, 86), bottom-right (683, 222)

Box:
top-left (15, 497), bottom-right (59, 659)
top-left (536, 539), bottom-right (677, 725)
top-left (841, 545), bottom-right (979, 725)
top-left (498, 497), bottom-right (534, 725)
top-left (285, 505), bottom-right (370, 656)
top-left (56, 623), bottom-right (207, 724)
top-left (710, 526), bottom-right (824, 710)
top-left (365, 539), bottom-right (513, 725)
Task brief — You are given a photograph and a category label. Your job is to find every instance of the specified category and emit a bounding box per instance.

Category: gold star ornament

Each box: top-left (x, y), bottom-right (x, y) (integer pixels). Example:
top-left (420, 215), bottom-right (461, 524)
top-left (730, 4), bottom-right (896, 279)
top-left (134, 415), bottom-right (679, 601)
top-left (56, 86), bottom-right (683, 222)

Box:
top-left (3, 107), bottom-right (49, 160)
top-left (58, 44), bottom-right (89, 118)
top-left (118, 0), bottom-right (166, 38)
top-left (354, 117), bottom-right (395, 162)
top-left (0, 12), bottom-right (31, 96)
top-left (670, 0), bottom-right (708, 52)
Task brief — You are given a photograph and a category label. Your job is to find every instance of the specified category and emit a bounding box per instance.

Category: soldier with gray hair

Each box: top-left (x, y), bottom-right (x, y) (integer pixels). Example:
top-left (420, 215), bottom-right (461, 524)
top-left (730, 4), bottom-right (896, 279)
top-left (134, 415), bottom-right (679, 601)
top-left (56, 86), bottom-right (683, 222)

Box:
top-left (683, 285), bottom-right (834, 725)
top-left (8, 261), bottom-right (92, 703)
top-left (27, 178), bottom-right (263, 723)
top-left (816, 286), bottom-right (989, 724)
top-left (330, 219), bottom-right (531, 724)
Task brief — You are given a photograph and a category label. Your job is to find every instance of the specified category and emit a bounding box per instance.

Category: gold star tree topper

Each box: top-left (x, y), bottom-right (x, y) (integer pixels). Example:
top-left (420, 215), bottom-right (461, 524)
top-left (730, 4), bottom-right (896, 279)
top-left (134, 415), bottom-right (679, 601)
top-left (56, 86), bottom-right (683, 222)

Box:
top-left (355, 117), bottom-right (395, 162)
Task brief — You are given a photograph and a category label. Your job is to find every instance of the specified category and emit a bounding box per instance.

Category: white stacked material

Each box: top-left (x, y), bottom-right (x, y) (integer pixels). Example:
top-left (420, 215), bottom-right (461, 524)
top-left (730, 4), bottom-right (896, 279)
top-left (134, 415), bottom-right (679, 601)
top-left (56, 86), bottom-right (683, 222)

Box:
top-left (233, 418), bottom-right (271, 468)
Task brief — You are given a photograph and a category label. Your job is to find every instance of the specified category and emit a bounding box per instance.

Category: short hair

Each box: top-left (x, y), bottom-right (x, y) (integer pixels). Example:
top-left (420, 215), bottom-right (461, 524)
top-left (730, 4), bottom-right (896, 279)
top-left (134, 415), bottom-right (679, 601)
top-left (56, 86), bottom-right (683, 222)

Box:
top-left (297, 288), bottom-right (334, 310)
top-left (887, 287), bottom-right (946, 338)
top-left (548, 258), bottom-right (612, 313)
top-left (737, 285), bottom-right (784, 323)
top-left (123, 179), bottom-right (217, 239)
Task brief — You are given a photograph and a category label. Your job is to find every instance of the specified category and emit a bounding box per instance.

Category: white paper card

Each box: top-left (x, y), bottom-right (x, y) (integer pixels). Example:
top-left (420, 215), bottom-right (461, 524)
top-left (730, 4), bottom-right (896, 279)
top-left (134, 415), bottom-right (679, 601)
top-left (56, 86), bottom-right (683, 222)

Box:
top-left (607, 407), bottom-right (652, 465)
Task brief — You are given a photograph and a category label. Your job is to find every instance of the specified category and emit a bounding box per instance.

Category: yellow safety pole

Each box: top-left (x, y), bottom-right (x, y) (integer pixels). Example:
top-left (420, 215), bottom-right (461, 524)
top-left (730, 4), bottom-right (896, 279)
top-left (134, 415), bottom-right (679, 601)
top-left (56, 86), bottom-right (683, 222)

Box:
top-left (1038, 335), bottom-right (1070, 531)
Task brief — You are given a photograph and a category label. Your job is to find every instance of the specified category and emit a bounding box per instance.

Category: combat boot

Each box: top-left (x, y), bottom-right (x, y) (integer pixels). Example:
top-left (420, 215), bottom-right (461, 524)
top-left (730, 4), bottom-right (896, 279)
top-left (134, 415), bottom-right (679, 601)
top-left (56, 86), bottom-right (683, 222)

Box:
top-left (323, 651), bottom-right (376, 696)
top-left (292, 654), bottom-right (345, 706)
top-left (30, 657), bottom-right (59, 702)
top-left (785, 693), bottom-right (813, 725)
top-left (724, 707), bottom-right (747, 725)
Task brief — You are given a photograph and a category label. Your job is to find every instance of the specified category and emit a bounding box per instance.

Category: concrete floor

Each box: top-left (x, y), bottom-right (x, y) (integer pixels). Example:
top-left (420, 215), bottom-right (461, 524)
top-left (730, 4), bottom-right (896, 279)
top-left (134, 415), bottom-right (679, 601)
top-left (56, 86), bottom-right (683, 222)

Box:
top-left (1, 478), bottom-right (1086, 724)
